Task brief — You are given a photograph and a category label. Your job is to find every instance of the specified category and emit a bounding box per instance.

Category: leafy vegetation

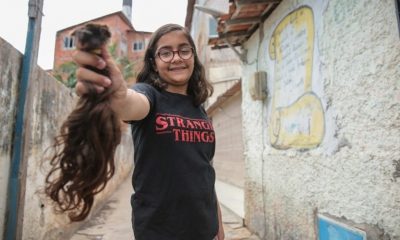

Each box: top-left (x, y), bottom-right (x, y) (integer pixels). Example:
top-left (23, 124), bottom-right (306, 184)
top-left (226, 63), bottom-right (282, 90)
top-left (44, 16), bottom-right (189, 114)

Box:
top-left (53, 61), bottom-right (78, 88)
top-left (53, 43), bottom-right (139, 88)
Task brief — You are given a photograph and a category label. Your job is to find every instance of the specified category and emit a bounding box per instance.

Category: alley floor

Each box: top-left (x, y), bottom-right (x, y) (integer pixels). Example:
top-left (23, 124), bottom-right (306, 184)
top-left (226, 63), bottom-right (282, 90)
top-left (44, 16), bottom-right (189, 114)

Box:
top-left (70, 174), bottom-right (259, 240)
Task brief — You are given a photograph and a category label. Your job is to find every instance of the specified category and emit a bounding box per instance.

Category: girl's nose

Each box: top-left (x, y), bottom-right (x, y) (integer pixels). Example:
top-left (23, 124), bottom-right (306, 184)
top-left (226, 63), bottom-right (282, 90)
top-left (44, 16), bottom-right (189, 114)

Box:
top-left (171, 51), bottom-right (183, 63)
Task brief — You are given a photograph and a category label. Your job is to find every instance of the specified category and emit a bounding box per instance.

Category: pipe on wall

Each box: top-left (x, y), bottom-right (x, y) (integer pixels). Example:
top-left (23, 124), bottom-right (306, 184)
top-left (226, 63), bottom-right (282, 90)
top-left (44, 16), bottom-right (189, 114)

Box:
top-left (4, 0), bottom-right (43, 239)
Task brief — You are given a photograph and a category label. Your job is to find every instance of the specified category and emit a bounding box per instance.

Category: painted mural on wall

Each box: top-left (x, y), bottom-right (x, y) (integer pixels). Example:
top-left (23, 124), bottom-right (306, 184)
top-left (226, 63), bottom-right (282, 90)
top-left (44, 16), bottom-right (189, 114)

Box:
top-left (268, 6), bottom-right (324, 149)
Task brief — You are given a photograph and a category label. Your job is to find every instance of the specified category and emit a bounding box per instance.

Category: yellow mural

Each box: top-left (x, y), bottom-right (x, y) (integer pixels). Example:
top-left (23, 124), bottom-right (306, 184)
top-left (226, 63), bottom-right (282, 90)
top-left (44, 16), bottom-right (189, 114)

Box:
top-left (268, 6), bottom-right (324, 149)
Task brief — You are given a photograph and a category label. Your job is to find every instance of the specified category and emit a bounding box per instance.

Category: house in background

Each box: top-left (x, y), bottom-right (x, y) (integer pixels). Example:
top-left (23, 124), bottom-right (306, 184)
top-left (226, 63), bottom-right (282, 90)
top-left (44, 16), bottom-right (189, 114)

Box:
top-left (185, 0), bottom-right (246, 218)
top-left (53, 0), bottom-right (151, 86)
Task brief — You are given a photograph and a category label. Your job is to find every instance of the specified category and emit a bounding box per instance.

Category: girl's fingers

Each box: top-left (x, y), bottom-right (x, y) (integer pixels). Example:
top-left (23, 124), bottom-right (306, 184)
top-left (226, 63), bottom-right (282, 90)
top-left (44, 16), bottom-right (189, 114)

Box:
top-left (73, 46), bottom-right (125, 97)
top-left (76, 67), bottom-right (111, 87)
top-left (100, 45), bottom-right (121, 75)
top-left (72, 49), bottom-right (106, 70)
top-left (75, 81), bottom-right (105, 96)
top-left (75, 81), bottom-right (88, 96)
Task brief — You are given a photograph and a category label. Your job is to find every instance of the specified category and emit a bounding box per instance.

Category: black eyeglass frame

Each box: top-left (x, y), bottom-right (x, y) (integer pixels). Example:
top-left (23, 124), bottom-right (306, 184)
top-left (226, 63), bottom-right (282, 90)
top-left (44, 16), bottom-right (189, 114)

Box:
top-left (156, 47), bottom-right (194, 63)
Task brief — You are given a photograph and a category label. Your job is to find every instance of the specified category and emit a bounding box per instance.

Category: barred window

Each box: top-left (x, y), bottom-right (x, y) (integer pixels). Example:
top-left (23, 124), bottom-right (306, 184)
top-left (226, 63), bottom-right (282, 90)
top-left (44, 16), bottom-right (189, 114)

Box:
top-left (63, 36), bottom-right (75, 50)
top-left (133, 41), bottom-right (144, 51)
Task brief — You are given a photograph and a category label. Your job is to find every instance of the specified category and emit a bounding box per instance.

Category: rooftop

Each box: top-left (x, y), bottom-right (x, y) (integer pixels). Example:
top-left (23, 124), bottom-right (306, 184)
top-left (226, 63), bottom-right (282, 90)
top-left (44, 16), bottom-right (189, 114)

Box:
top-left (208, 0), bottom-right (282, 49)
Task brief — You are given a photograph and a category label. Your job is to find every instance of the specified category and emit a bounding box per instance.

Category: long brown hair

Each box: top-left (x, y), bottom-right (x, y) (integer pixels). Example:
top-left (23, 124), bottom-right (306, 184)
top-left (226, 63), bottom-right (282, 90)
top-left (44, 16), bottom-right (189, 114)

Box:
top-left (136, 23), bottom-right (213, 106)
top-left (45, 24), bottom-right (121, 221)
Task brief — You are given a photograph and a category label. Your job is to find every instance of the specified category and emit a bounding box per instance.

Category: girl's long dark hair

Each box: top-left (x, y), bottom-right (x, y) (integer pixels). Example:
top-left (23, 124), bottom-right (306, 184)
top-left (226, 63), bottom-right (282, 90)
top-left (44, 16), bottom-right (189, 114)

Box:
top-left (45, 24), bottom-right (121, 221)
top-left (136, 23), bottom-right (213, 106)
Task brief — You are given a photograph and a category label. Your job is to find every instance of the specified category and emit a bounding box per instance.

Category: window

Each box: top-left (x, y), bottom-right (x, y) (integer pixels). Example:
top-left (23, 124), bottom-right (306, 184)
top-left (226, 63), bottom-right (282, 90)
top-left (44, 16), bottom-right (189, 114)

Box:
top-left (133, 41), bottom-right (144, 51)
top-left (63, 36), bottom-right (75, 50)
top-left (209, 17), bottom-right (218, 37)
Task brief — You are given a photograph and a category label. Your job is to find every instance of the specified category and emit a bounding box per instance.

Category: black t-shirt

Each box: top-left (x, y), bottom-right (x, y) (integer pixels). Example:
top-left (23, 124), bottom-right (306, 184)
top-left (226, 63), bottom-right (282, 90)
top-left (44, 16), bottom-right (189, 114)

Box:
top-left (129, 83), bottom-right (218, 240)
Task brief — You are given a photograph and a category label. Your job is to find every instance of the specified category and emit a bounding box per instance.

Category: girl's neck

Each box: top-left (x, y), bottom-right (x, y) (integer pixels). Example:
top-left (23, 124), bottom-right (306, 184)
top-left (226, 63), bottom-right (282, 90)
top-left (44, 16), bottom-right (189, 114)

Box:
top-left (165, 85), bottom-right (188, 95)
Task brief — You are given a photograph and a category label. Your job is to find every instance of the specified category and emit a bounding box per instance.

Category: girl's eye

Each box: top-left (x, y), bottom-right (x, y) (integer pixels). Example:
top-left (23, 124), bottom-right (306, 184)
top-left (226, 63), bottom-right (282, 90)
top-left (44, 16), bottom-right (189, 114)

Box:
top-left (180, 49), bottom-right (191, 55)
top-left (159, 51), bottom-right (172, 57)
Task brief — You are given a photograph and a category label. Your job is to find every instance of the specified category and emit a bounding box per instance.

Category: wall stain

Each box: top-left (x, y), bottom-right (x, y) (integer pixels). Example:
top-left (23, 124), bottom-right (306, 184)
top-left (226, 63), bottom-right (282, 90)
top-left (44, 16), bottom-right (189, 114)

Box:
top-left (393, 159), bottom-right (400, 181)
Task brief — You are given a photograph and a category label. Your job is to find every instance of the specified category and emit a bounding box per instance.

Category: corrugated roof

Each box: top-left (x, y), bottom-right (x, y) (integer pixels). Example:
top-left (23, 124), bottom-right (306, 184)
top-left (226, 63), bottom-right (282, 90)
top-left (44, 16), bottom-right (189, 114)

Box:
top-left (209, 0), bottom-right (281, 49)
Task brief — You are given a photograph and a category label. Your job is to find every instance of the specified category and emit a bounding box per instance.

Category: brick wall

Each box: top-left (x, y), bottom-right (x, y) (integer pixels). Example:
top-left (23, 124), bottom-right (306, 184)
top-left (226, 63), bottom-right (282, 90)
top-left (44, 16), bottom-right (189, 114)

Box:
top-left (53, 13), bottom-right (151, 86)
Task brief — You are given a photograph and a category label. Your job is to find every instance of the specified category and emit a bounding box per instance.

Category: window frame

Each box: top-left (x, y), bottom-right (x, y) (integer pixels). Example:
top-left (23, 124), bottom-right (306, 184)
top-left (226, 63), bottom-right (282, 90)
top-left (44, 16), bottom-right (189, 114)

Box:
top-left (63, 36), bottom-right (75, 50)
top-left (133, 41), bottom-right (144, 51)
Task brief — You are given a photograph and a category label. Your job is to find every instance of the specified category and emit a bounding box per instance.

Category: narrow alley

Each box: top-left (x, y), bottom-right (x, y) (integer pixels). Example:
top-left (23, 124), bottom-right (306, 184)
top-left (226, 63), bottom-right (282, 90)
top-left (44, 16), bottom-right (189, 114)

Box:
top-left (1, 0), bottom-right (399, 239)
top-left (70, 174), bottom-right (259, 240)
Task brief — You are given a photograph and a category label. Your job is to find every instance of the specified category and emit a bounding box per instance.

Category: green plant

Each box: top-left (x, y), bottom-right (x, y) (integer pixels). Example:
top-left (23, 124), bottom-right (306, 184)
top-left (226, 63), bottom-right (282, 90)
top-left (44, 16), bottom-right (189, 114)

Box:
top-left (108, 43), bottom-right (138, 80)
top-left (53, 42), bottom-right (139, 88)
top-left (53, 61), bottom-right (78, 88)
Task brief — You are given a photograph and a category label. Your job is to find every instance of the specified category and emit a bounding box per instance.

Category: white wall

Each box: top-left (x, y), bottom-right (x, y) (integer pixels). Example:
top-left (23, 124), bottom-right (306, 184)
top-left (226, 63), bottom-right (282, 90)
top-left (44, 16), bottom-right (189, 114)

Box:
top-left (242, 0), bottom-right (400, 239)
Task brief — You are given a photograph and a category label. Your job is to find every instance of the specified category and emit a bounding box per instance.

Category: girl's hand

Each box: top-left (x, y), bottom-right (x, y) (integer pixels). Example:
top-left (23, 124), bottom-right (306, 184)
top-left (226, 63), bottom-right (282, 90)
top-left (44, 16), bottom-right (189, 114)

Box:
top-left (73, 45), bottom-right (127, 100)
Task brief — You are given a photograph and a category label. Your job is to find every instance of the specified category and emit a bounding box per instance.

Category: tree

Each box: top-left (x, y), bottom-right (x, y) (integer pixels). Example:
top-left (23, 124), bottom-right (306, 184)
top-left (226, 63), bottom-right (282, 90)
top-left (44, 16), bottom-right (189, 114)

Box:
top-left (53, 61), bottom-right (78, 88)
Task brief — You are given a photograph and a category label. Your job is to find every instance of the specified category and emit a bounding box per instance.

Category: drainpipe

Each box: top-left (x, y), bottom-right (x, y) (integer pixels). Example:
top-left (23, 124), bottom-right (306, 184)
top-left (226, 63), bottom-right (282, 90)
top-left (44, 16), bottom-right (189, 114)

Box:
top-left (4, 0), bottom-right (43, 239)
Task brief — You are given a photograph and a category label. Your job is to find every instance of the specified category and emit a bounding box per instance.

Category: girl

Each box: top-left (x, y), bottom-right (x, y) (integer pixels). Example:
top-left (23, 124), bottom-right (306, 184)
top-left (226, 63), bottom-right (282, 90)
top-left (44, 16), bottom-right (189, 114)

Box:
top-left (72, 24), bottom-right (225, 240)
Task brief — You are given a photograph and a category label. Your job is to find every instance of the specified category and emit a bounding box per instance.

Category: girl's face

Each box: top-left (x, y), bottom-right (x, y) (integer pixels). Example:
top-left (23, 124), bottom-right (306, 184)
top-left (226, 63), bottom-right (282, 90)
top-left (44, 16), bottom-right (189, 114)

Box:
top-left (153, 30), bottom-right (195, 95)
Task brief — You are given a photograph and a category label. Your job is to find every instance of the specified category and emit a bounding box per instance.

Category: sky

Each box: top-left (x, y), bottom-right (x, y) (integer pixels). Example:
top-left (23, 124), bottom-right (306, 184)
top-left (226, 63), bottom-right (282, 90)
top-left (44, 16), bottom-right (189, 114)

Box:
top-left (0, 0), bottom-right (188, 69)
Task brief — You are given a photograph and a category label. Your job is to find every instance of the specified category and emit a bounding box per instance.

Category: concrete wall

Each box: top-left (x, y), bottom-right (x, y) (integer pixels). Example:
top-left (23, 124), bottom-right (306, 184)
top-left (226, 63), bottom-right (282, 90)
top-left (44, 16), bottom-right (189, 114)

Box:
top-left (207, 50), bottom-right (242, 106)
top-left (212, 92), bottom-right (245, 188)
top-left (241, 0), bottom-right (400, 239)
top-left (0, 37), bottom-right (21, 239)
top-left (0, 37), bottom-right (134, 240)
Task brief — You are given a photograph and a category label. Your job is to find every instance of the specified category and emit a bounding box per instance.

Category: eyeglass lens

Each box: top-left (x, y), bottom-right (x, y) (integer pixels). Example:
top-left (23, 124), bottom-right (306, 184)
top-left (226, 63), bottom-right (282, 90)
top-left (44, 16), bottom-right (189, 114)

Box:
top-left (157, 48), bottom-right (193, 62)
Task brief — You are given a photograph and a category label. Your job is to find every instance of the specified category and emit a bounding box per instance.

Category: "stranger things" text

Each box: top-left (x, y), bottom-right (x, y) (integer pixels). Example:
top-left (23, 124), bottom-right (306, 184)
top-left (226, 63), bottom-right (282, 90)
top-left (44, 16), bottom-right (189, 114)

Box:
top-left (155, 114), bottom-right (215, 143)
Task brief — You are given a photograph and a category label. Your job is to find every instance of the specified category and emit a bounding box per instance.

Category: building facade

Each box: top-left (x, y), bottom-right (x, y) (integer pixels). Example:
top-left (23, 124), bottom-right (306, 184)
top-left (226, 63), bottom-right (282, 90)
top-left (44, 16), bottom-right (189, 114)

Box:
top-left (198, 0), bottom-right (400, 239)
top-left (53, 11), bottom-right (151, 86)
top-left (186, 0), bottom-right (246, 190)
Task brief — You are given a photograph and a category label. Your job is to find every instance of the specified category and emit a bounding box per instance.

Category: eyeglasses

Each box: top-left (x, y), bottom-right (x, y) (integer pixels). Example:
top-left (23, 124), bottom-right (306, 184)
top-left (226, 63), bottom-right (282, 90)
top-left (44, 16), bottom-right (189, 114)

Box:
top-left (156, 47), bottom-right (194, 63)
